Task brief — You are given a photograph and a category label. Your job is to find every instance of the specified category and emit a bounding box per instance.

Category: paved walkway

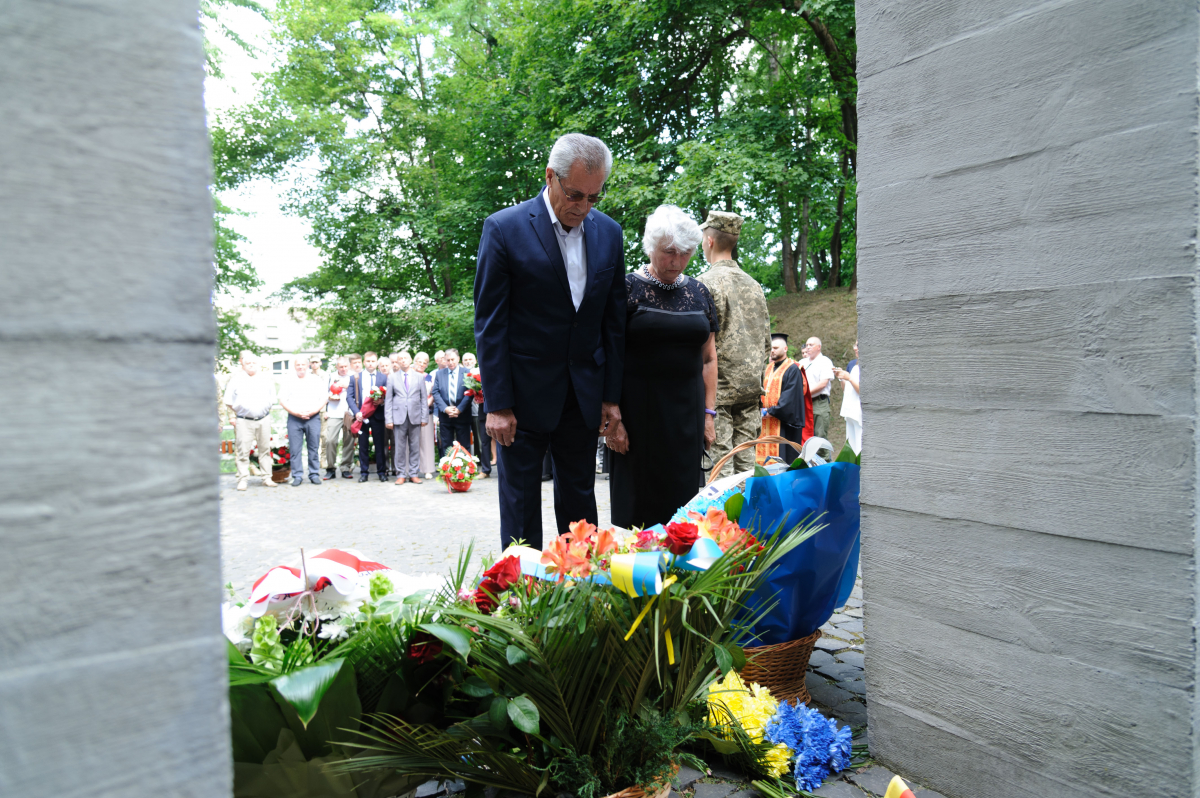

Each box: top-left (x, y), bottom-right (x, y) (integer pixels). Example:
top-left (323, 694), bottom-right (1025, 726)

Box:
top-left (219, 472), bottom-right (941, 798)
top-left (219, 471), bottom-right (614, 595)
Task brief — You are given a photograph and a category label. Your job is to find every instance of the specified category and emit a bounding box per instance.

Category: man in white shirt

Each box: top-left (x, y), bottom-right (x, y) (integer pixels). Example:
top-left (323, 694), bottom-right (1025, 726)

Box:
top-left (321, 356), bottom-right (353, 480)
top-left (222, 352), bottom-right (278, 491)
top-left (800, 337), bottom-right (835, 440)
top-left (279, 359), bottom-right (329, 486)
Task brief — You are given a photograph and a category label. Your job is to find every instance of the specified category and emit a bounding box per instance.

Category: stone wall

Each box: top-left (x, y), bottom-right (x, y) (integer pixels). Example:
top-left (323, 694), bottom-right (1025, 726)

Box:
top-left (856, 2), bottom-right (1197, 796)
top-left (0, 2), bottom-right (230, 796)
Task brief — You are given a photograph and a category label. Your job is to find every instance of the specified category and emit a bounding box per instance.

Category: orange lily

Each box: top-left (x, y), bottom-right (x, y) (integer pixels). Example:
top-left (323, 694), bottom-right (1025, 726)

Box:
top-left (541, 534), bottom-right (593, 579)
top-left (689, 508), bottom-right (748, 552)
top-left (566, 519), bottom-right (598, 544)
top-left (593, 527), bottom-right (618, 557)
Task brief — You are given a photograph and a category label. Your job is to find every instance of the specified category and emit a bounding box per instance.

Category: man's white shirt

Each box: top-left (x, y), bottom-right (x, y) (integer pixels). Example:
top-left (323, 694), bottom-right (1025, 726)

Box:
top-left (541, 188), bottom-right (587, 310)
top-left (326, 372), bottom-right (351, 415)
top-left (279, 372), bottom-right (328, 414)
top-left (800, 354), bottom-right (835, 397)
top-left (223, 370), bottom-right (276, 418)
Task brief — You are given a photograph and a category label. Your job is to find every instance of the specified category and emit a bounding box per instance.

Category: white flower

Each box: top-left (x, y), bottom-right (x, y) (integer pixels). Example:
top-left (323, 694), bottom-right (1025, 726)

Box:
top-left (222, 602), bottom-right (255, 646)
top-left (317, 621), bottom-right (350, 640)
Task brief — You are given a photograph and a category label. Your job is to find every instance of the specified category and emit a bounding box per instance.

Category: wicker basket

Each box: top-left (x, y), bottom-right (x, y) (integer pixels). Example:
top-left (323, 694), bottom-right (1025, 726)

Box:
top-left (444, 477), bottom-right (472, 493)
top-left (738, 630), bottom-right (822, 705)
top-left (706, 435), bottom-right (803, 486)
top-left (271, 467), bottom-right (291, 483)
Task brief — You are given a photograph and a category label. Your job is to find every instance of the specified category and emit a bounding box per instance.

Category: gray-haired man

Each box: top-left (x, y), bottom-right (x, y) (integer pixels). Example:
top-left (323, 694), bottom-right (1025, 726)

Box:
top-left (222, 352), bottom-right (279, 491)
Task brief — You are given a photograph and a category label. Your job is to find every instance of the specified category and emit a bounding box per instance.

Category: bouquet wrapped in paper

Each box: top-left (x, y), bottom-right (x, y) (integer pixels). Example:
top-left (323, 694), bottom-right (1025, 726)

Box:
top-left (350, 384), bottom-right (387, 435)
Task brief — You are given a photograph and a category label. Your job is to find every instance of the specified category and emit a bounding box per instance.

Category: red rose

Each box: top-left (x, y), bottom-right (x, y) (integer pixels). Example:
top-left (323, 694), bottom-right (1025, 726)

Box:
top-left (664, 522), bottom-right (699, 556)
top-left (482, 555), bottom-right (522, 592)
top-left (408, 631), bottom-right (443, 664)
top-left (473, 580), bottom-right (500, 614)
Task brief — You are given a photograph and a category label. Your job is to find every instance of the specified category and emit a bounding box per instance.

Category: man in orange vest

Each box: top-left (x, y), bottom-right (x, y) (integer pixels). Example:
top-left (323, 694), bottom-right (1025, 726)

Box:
top-left (756, 332), bottom-right (813, 464)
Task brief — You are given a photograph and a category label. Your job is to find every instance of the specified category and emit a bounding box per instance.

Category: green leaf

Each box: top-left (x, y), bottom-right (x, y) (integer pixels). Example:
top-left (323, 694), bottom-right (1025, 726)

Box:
top-left (269, 658), bottom-right (346, 728)
top-left (700, 730), bottom-right (741, 755)
top-left (753, 465), bottom-right (770, 478)
top-left (835, 443), bottom-right (858, 463)
top-left (724, 642), bottom-right (747, 671)
top-left (713, 643), bottom-right (734, 677)
top-left (488, 694), bottom-right (509, 730)
top-left (506, 644), bottom-right (530, 665)
top-left (507, 694), bottom-right (540, 734)
top-left (420, 623), bottom-right (472, 659)
top-left (788, 456), bottom-right (809, 470)
top-left (724, 493), bottom-right (744, 522)
top-left (462, 675), bottom-right (494, 697)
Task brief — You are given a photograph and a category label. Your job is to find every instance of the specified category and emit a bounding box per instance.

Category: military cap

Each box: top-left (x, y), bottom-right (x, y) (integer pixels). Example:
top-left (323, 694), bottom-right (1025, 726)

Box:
top-left (699, 210), bottom-right (743, 237)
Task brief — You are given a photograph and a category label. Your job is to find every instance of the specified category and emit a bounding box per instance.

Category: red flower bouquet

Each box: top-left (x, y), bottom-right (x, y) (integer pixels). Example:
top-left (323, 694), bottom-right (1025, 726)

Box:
top-left (464, 370), bottom-right (483, 404)
top-left (351, 384), bottom-right (387, 434)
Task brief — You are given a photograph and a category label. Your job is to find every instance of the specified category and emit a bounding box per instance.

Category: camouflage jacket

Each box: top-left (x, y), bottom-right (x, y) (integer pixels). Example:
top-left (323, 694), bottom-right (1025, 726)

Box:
top-left (698, 259), bottom-right (770, 405)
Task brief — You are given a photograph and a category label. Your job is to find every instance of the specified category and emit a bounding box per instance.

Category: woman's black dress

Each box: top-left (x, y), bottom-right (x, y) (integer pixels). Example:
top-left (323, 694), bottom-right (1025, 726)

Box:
top-left (610, 270), bottom-right (719, 529)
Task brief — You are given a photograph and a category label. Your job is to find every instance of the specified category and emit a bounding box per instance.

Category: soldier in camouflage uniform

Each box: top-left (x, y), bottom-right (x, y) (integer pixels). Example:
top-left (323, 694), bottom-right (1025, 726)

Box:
top-left (697, 211), bottom-right (771, 478)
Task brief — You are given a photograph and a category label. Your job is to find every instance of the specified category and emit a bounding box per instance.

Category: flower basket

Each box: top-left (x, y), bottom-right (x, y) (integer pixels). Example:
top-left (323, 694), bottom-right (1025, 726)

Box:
top-left (706, 435), bottom-right (803, 485)
top-left (271, 467), bottom-right (291, 483)
top-left (738, 630), bottom-right (822, 705)
top-left (438, 441), bottom-right (479, 493)
top-left (445, 477), bottom-right (471, 493)
top-left (601, 764), bottom-right (678, 798)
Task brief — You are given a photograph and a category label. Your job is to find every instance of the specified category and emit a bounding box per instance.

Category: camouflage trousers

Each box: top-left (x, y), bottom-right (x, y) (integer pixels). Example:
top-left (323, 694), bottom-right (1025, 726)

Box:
top-left (712, 400), bottom-right (762, 479)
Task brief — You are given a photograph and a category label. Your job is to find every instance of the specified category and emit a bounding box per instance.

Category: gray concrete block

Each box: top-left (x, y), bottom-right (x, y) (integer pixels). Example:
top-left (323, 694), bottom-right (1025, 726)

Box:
top-left (674, 765), bottom-right (705, 789)
top-left (693, 783), bottom-right (738, 798)
top-left (814, 781), bottom-right (869, 797)
top-left (846, 766), bottom-right (901, 797)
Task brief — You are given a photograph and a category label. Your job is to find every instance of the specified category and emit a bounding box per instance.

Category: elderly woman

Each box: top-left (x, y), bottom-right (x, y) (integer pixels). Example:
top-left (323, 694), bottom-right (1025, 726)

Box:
top-left (606, 205), bottom-right (718, 529)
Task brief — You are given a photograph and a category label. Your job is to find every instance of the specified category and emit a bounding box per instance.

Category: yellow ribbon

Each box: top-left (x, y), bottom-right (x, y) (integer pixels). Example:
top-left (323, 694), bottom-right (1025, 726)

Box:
top-left (624, 575), bottom-right (677, 641)
top-left (664, 629), bottom-right (675, 665)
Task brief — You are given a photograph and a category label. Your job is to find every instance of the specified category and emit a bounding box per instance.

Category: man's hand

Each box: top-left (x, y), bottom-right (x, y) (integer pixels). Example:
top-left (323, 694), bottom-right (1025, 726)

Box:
top-left (386, 422), bottom-right (394, 430)
top-left (487, 408), bottom-right (518, 447)
top-left (604, 420), bottom-right (630, 454)
top-left (704, 414), bottom-right (716, 450)
top-left (599, 402), bottom-right (622, 434)
top-left (355, 412), bottom-right (363, 421)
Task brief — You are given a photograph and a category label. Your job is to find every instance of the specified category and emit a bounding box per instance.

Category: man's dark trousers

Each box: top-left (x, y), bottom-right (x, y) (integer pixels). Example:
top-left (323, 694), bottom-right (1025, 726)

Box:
top-left (439, 413), bottom-right (472, 453)
top-left (359, 414), bottom-right (387, 476)
top-left (497, 382), bottom-right (596, 551)
top-left (472, 409), bottom-right (493, 475)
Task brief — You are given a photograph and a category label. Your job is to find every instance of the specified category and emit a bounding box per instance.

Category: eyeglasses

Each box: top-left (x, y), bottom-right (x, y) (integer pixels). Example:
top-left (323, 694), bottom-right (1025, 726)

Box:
top-left (555, 173), bottom-right (605, 205)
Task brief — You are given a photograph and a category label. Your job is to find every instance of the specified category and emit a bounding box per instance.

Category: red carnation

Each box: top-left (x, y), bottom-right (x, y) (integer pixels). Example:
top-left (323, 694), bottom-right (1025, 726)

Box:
top-left (664, 522), bottom-right (699, 556)
top-left (408, 631), bottom-right (443, 664)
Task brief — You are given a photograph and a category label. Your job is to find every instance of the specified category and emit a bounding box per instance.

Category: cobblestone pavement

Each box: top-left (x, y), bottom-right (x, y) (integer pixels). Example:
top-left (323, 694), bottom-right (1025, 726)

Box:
top-left (221, 472), bottom-right (942, 797)
top-left (219, 471), bottom-right (614, 596)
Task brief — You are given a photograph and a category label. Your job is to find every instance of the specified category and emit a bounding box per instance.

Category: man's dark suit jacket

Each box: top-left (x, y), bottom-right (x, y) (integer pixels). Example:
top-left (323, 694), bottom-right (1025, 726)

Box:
top-left (346, 370), bottom-right (386, 417)
top-left (473, 190), bottom-right (626, 432)
top-left (432, 367), bottom-right (473, 420)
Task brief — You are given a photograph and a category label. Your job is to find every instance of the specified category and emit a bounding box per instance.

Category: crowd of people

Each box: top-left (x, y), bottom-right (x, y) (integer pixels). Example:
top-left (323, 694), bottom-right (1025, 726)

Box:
top-left (222, 132), bottom-right (863, 552)
top-left (222, 349), bottom-right (495, 491)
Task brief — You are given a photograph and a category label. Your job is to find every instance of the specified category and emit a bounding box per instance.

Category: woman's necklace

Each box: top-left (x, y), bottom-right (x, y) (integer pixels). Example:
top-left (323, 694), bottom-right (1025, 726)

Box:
top-left (642, 265), bottom-right (683, 290)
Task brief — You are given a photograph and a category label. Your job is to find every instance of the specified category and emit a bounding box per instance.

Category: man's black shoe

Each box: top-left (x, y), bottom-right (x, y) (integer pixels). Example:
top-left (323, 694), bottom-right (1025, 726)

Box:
top-left (291, 477), bottom-right (303, 487)
top-left (358, 474), bottom-right (369, 483)
top-left (378, 474), bottom-right (388, 482)
top-left (324, 469), bottom-right (335, 480)
top-left (342, 470), bottom-right (353, 479)
top-left (310, 475), bottom-right (322, 485)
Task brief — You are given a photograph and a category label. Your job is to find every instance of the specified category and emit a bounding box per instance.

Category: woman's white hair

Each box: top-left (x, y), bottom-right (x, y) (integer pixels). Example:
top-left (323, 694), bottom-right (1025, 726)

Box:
top-left (547, 133), bottom-right (613, 179)
top-left (642, 204), bottom-right (702, 258)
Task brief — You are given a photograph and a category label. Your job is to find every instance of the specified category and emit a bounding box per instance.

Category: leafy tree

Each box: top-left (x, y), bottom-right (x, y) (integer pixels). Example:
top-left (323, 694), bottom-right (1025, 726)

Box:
top-left (207, 0), bottom-right (857, 355)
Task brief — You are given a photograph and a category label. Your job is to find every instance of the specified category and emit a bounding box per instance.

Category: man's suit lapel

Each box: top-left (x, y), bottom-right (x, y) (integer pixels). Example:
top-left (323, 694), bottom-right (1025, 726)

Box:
top-left (583, 213), bottom-right (601, 300)
top-left (529, 193), bottom-right (574, 306)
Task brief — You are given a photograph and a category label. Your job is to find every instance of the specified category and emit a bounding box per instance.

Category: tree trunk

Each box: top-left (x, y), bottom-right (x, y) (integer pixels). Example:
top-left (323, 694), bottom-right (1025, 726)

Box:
top-left (829, 150), bottom-right (849, 288)
top-left (782, 226), bottom-right (798, 293)
top-left (812, 249), bottom-right (827, 288)
top-left (799, 195), bottom-right (810, 290)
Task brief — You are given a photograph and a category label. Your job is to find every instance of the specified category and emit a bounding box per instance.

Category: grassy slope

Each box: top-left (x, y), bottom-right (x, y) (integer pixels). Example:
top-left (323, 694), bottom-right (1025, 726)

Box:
top-left (766, 287), bottom-right (858, 456)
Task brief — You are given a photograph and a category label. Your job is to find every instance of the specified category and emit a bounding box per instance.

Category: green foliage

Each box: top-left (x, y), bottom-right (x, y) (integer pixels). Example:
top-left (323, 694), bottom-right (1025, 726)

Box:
top-left (205, 0), bottom-right (857, 353)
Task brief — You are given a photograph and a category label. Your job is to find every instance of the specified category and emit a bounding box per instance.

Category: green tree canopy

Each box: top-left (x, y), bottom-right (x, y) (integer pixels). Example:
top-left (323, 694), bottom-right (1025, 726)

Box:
top-left (210, 0), bottom-right (856, 356)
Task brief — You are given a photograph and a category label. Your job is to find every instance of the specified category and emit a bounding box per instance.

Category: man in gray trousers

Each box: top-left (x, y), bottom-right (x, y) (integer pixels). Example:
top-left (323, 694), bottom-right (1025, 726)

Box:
top-left (385, 351), bottom-right (429, 484)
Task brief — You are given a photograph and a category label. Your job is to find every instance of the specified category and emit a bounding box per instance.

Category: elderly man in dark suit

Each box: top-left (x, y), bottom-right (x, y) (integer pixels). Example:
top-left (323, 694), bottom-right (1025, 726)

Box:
top-left (474, 133), bottom-right (626, 549)
top-left (432, 347), bottom-right (473, 456)
top-left (384, 350), bottom-right (428, 484)
top-left (347, 351), bottom-right (389, 482)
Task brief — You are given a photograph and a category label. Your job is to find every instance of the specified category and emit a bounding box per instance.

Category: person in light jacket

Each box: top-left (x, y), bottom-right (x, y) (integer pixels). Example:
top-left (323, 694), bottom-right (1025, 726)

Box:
top-left (385, 351), bottom-right (429, 484)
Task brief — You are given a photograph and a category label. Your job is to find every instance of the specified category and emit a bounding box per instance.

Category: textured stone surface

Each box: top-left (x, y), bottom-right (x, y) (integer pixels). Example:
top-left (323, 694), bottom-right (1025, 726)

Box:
top-left (0, 2), bottom-right (229, 796)
top-left (814, 781), bottom-right (868, 798)
top-left (835, 651), bottom-right (865, 669)
top-left (673, 765), bottom-right (705, 790)
top-left (846, 766), bottom-right (900, 797)
top-left (809, 649), bottom-right (837, 669)
top-left (693, 783), bottom-right (738, 798)
top-left (857, 1), bottom-right (1199, 796)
